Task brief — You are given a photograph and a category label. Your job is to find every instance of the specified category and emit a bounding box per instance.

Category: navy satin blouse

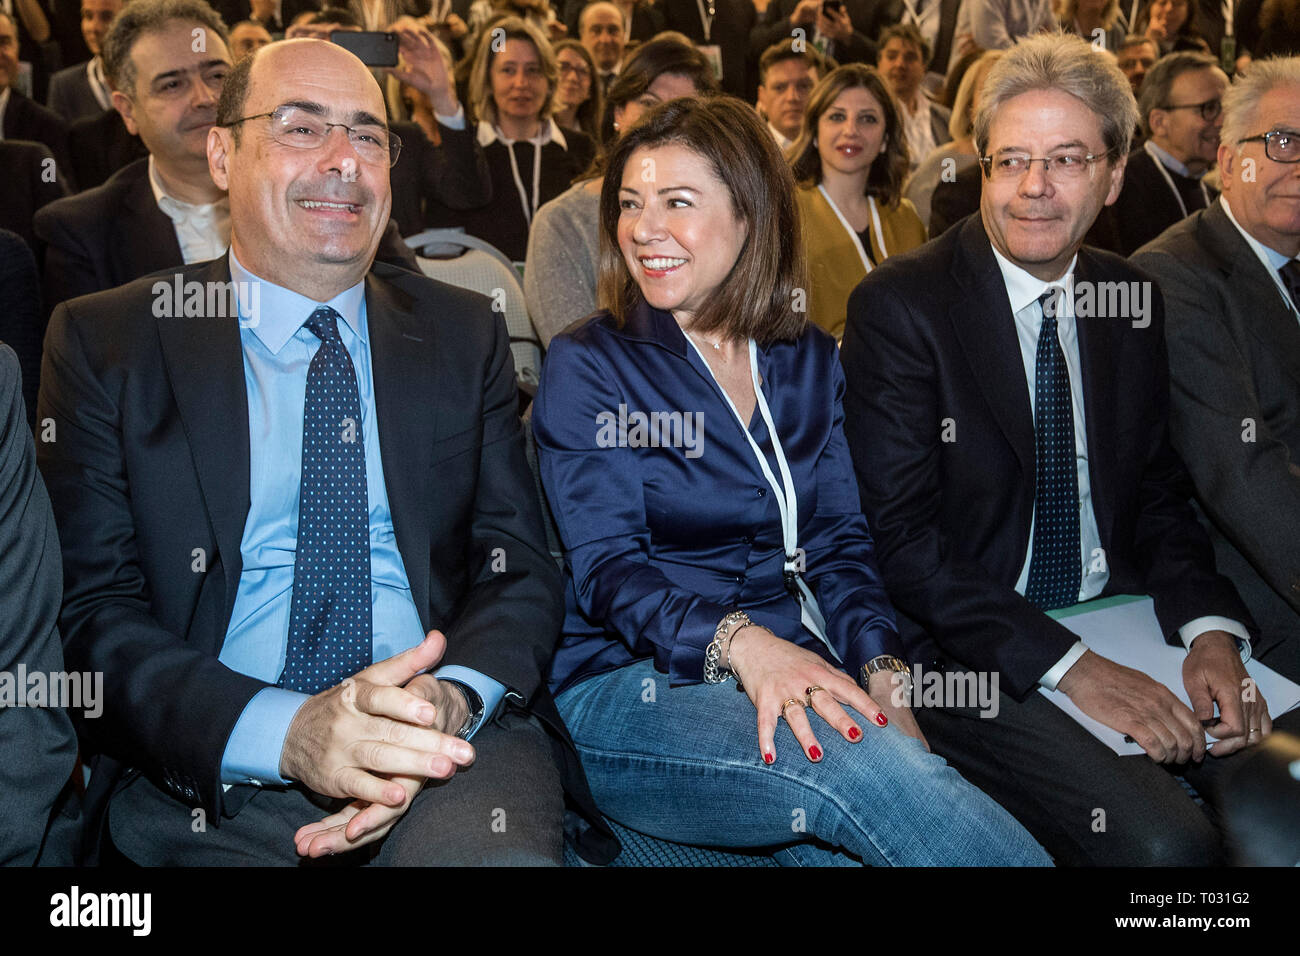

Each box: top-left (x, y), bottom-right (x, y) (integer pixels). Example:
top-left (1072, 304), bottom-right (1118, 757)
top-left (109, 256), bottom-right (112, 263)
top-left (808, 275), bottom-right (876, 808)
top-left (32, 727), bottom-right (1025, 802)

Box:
top-left (533, 300), bottom-right (904, 696)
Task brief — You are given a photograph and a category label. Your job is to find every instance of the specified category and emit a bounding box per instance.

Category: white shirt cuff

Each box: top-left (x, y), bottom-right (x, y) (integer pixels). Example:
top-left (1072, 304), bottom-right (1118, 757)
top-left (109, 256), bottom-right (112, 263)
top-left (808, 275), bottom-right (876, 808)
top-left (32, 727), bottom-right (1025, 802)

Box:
top-left (1179, 616), bottom-right (1252, 663)
top-left (1039, 640), bottom-right (1089, 691)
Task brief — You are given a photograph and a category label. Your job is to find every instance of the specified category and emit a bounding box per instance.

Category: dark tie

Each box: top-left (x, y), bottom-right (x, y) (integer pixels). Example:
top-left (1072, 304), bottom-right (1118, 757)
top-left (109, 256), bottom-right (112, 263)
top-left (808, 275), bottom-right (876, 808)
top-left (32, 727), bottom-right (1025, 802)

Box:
top-left (279, 306), bottom-right (372, 694)
top-left (1281, 260), bottom-right (1300, 312)
top-left (1025, 290), bottom-right (1082, 610)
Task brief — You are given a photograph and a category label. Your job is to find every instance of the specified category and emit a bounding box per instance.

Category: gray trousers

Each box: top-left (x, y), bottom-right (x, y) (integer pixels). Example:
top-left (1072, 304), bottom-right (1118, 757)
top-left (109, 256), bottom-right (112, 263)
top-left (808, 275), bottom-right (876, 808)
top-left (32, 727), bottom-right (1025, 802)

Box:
top-left (108, 711), bottom-right (564, 866)
top-left (914, 680), bottom-right (1300, 866)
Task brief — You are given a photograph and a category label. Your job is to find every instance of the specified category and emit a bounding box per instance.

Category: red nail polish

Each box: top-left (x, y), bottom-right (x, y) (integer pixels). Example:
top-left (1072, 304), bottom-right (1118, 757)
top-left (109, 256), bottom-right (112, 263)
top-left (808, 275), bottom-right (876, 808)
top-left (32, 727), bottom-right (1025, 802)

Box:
top-left (763, 751), bottom-right (774, 765)
top-left (848, 726), bottom-right (861, 740)
top-left (809, 745), bottom-right (822, 761)
top-left (875, 712), bottom-right (888, 727)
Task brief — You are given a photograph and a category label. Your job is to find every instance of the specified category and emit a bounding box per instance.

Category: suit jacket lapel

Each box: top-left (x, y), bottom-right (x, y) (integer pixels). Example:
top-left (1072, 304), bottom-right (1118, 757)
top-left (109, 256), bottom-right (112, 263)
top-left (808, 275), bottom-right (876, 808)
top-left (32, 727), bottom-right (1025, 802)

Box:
top-left (366, 271), bottom-right (435, 632)
top-left (1074, 251), bottom-right (1118, 549)
top-left (155, 257), bottom-right (251, 635)
top-left (948, 216), bottom-right (1036, 475)
top-left (116, 165), bottom-right (184, 281)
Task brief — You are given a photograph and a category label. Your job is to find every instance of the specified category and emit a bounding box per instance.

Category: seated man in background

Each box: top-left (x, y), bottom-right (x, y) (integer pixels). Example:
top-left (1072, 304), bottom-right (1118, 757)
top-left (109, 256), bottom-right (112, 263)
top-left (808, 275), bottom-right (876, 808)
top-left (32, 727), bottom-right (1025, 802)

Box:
top-left (0, 341), bottom-right (79, 865)
top-left (755, 37), bottom-right (825, 153)
top-left (38, 36), bottom-right (567, 866)
top-left (1100, 51), bottom-right (1226, 254)
top-left (1132, 55), bottom-right (1300, 683)
top-left (229, 19), bottom-right (274, 59)
top-left (878, 22), bottom-right (951, 171)
top-left (0, 11), bottom-right (73, 181)
top-left (1117, 33), bottom-right (1159, 96)
top-left (46, 0), bottom-right (123, 124)
top-left (842, 33), bottom-right (1293, 866)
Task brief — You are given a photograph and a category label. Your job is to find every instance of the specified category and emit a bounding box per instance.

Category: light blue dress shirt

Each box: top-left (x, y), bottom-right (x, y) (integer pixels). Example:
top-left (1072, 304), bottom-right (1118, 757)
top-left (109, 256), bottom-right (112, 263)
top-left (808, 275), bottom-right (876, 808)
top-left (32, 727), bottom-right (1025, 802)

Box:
top-left (219, 250), bottom-right (504, 786)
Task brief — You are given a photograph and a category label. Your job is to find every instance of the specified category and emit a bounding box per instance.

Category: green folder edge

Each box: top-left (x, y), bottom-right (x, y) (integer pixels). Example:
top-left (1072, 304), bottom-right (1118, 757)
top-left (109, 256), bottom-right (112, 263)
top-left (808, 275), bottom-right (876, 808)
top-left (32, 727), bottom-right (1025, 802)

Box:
top-left (1045, 593), bottom-right (1149, 621)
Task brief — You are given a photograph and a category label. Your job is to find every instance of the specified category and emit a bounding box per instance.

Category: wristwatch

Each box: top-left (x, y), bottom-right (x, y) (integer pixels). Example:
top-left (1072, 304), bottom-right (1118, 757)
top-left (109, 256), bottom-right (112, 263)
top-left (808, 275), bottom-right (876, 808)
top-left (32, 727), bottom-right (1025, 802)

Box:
top-left (861, 655), bottom-right (913, 697)
top-left (443, 679), bottom-right (485, 740)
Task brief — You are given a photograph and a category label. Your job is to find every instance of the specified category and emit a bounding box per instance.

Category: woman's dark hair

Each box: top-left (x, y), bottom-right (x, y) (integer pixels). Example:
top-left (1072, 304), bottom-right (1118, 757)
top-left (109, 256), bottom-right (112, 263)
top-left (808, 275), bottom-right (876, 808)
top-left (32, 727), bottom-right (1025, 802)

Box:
top-left (597, 32), bottom-right (719, 147)
top-left (939, 44), bottom-right (986, 109)
top-left (597, 96), bottom-right (808, 346)
top-left (553, 38), bottom-right (604, 141)
top-left (787, 63), bottom-right (910, 208)
top-left (1135, 0), bottom-right (1208, 50)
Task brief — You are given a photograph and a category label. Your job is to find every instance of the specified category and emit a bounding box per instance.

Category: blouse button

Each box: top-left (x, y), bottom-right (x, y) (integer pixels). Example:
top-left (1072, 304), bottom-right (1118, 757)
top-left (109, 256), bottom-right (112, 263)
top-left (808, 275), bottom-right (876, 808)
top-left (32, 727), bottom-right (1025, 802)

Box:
top-left (755, 488), bottom-right (766, 497)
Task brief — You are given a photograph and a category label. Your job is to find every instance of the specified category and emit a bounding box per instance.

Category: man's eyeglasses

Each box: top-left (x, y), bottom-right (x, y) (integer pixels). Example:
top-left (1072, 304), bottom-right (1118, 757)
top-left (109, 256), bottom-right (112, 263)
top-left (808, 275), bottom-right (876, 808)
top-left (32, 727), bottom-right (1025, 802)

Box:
top-left (218, 105), bottom-right (402, 167)
top-left (978, 150), bottom-right (1113, 182)
top-left (1237, 129), bottom-right (1300, 164)
top-left (1158, 97), bottom-right (1222, 121)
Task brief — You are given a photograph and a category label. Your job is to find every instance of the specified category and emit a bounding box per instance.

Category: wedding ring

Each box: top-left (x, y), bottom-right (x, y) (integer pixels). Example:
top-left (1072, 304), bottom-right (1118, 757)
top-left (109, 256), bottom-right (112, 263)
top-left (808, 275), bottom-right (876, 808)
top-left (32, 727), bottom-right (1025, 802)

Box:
top-left (780, 697), bottom-right (804, 720)
top-left (804, 685), bottom-right (826, 706)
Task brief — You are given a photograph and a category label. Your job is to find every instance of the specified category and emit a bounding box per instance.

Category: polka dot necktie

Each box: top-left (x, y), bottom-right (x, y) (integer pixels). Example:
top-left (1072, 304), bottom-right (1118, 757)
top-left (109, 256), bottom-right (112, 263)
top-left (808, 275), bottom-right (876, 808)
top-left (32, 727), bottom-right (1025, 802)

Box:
top-left (279, 306), bottom-right (373, 694)
top-left (1025, 290), bottom-right (1082, 610)
top-left (1281, 261), bottom-right (1300, 313)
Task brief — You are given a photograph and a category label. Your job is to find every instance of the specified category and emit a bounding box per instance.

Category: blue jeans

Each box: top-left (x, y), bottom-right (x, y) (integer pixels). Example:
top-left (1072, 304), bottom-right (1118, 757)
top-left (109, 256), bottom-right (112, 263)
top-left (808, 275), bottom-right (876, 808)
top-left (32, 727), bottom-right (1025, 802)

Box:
top-left (557, 659), bottom-right (1052, 866)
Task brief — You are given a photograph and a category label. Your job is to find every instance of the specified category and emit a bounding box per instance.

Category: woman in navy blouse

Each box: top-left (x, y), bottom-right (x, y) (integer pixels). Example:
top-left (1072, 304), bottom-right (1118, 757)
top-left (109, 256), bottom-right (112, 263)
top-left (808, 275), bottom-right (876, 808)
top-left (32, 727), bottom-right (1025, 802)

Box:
top-left (532, 96), bottom-right (1051, 865)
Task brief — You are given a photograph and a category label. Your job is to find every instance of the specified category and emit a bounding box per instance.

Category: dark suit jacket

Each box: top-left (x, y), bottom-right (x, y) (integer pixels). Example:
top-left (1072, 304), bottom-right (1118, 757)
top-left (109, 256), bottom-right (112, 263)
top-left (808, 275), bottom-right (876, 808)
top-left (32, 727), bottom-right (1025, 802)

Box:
top-left (36, 255), bottom-right (565, 847)
top-left (0, 343), bottom-right (79, 865)
top-left (211, 0), bottom-right (322, 33)
top-left (660, 0), bottom-right (757, 97)
top-left (46, 62), bottom-right (103, 124)
top-left (0, 140), bottom-right (68, 250)
top-left (1131, 199), bottom-right (1300, 657)
top-left (751, 0), bottom-right (876, 69)
top-left (1097, 146), bottom-right (1217, 256)
top-left (0, 230), bottom-right (44, 425)
top-left (389, 118), bottom-right (492, 238)
top-left (840, 214), bottom-right (1253, 698)
top-left (67, 108), bottom-right (147, 191)
top-left (33, 156), bottom-right (421, 314)
top-left (2, 90), bottom-right (72, 187)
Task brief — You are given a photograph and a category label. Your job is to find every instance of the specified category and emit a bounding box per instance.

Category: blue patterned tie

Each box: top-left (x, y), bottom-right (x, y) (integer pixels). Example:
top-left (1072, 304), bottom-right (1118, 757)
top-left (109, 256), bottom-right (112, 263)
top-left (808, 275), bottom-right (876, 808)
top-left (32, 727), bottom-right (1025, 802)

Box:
top-left (1025, 289), bottom-right (1082, 610)
top-left (279, 306), bottom-right (372, 694)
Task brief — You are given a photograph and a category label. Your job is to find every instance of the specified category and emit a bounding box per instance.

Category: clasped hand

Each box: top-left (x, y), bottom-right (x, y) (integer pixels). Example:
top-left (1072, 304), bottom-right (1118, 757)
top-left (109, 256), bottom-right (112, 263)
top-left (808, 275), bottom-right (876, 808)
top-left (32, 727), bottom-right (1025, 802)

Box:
top-left (279, 630), bottom-right (475, 857)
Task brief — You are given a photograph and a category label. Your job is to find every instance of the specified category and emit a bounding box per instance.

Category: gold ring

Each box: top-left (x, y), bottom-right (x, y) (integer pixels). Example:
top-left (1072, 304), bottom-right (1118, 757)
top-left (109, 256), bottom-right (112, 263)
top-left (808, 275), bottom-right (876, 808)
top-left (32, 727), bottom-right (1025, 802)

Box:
top-left (805, 685), bottom-right (826, 706)
top-left (780, 697), bottom-right (804, 720)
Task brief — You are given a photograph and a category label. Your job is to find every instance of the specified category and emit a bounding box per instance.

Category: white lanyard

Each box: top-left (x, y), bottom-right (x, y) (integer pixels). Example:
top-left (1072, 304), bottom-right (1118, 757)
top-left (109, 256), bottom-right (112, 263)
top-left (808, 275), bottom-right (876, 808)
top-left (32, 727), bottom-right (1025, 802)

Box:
top-left (504, 134), bottom-right (543, 228)
top-left (683, 336), bottom-right (838, 659)
top-left (818, 185), bottom-right (885, 272)
top-left (900, 0), bottom-right (937, 32)
top-left (1144, 140), bottom-right (1209, 219)
top-left (694, 0), bottom-right (715, 42)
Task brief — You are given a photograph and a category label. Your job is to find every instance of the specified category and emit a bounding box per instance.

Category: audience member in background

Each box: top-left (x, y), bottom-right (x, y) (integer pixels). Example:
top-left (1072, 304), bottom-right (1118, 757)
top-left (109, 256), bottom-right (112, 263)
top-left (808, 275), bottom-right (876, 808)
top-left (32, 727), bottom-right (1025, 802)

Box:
top-left (1058, 0), bottom-right (1126, 53)
top-left (906, 49), bottom-right (1002, 231)
top-left (39, 36), bottom-right (568, 866)
top-left (0, 11), bottom-right (72, 180)
top-left (891, 0), bottom-right (965, 91)
top-left (659, 0), bottom-right (756, 97)
top-left (65, 89), bottom-right (146, 189)
top-left (459, 15), bottom-right (593, 262)
top-left (1115, 32), bottom-right (1158, 94)
top-left (0, 139), bottom-right (67, 249)
top-left (0, 337), bottom-right (79, 866)
top-left (961, 0), bottom-right (1057, 50)
top-left (46, 0), bottom-right (122, 123)
top-left (842, 34), bottom-right (1290, 866)
top-left (755, 38), bottom-right (825, 152)
top-left (215, 0), bottom-right (323, 35)
top-left (1100, 50), bottom-right (1225, 253)
top-left (879, 22), bottom-right (952, 172)
top-left (4, 0), bottom-right (53, 102)
top-left (468, 0), bottom-right (565, 42)
top-left (789, 63), bottom-right (926, 339)
top-left (1136, 0), bottom-right (1209, 53)
top-left (578, 0), bottom-right (625, 90)
top-left (564, 0), bottom-right (661, 43)
top-left (937, 44), bottom-right (986, 108)
top-left (1132, 55), bottom-right (1300, 684)
top-left (751, 0), bottom-right (878, 70)
top-left (34, 0), bottom-right (233, 312)
top-left (1251, 0), bottom-right (1300, 57)
top-left (552, 37), bottom-right (601, 139)
top-left (230, 19), bottom-right (274, 59)
top-left (533, 94), bottom-right (1052, 868)
top-left (0, 229), bottom-right (44, 420)
top-left (525, 34), bottom-right (715, 345)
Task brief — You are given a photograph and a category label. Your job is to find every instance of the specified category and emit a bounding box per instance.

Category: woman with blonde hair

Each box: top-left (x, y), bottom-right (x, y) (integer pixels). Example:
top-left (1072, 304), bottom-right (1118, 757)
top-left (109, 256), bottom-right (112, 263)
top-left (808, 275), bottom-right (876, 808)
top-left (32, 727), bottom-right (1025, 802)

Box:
top-left (1057, 0), bottom-right (1128, 53)
top-left (788, 64), bottom-right (927, 340)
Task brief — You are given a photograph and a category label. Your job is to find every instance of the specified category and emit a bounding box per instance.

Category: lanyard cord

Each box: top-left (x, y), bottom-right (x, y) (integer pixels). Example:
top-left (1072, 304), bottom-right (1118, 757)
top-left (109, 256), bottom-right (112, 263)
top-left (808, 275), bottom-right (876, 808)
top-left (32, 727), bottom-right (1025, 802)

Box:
top-left (694, 0), bottom-right (714, 41)
top-left (504, 134), bottom-right (543, 228)
top-left (818, 185), bottom-right (886, 272)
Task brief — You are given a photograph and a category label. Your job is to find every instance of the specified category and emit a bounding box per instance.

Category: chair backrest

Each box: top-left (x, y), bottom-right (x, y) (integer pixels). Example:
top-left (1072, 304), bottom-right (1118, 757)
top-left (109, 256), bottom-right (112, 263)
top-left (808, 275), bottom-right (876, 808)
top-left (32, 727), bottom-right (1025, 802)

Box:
top-left (406, 228), bottom-right (543, 389)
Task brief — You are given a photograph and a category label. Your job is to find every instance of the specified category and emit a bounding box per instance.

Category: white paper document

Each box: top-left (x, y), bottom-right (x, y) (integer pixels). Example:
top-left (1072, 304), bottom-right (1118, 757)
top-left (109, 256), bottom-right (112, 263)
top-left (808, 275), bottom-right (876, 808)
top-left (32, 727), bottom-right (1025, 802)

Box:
top-left (1037, 596), bottom-right (1300, 755)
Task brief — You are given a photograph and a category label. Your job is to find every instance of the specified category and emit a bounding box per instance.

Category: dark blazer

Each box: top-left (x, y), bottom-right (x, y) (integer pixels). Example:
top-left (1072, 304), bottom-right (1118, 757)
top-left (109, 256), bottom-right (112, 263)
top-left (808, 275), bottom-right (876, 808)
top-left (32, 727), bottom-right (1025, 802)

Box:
top-left (389, 118), bottom-right (492, 238)
top-left (534, 301), bottom-right (904, 697)
top-left (46, 62), bottom-right (103, 124)
top-left (0, 140), bottom-right (68, 250)
top-left (0, 229), bottom-right (47, 427)
top-left (36, 255), bottom-right (565, 849)
top-left (67, 108), bottom-right (146, 191)
top-left (659, 0), bottom-right (758, 97)
top-left (33, 156), bottom-right (421, 314)
top-left (751, 0), bottom-right (878, 68)
top-left (0, 343), bottom-right (79, 865)
top-left (840, 214), bottom-right (1253, 698)
top-left (1097, 145), bottom-right (1216, 255)
top-left (2, 90), bottom-right (72, 187)
top-left (1131, 199), bottom-right (1300, 662)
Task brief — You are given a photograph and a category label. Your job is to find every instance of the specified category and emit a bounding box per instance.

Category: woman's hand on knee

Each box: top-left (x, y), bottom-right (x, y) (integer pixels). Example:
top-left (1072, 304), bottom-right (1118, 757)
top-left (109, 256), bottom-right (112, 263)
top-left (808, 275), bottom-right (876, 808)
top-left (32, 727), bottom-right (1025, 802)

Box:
top-left (728, 626), bottom-right (888, 765)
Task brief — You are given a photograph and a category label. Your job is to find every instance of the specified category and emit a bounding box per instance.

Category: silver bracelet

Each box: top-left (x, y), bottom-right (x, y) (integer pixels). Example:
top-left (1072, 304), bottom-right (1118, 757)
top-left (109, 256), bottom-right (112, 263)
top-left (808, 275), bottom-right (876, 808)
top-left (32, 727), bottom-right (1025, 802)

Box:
top-left (704, 610), bottom-right (752, 683)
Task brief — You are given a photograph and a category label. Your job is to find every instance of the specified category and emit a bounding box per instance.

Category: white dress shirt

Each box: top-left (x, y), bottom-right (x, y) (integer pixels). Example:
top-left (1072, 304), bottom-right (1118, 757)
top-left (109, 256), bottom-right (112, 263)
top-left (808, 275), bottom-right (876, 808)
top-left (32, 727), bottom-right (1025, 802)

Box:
top-left (989, 247), bottom-right (1250, 689)
top-left (1221, 197), bottom-right (1300, 318)
top-left (148, 156), bottom-right (231, 265)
